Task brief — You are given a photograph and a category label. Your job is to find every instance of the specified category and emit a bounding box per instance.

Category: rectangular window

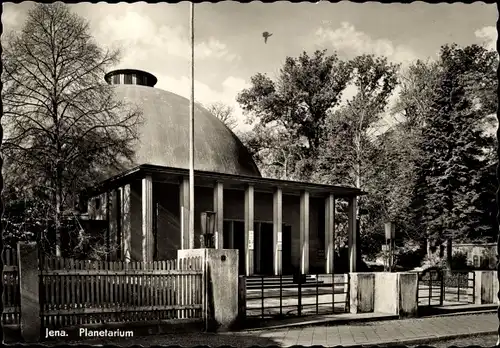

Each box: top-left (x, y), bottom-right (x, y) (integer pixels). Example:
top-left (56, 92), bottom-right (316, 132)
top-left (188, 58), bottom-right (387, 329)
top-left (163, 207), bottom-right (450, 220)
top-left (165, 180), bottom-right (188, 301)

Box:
top-left (113, 75), bottom-right (120, 84)
top-left (124, 74), bottom-right (132, 84)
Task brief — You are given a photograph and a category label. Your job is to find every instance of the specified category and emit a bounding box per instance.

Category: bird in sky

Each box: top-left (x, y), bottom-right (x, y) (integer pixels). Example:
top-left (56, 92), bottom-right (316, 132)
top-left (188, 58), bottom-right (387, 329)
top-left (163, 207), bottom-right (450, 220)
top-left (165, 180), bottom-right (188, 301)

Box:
top-left (262, 31), bottom-right (273, 44)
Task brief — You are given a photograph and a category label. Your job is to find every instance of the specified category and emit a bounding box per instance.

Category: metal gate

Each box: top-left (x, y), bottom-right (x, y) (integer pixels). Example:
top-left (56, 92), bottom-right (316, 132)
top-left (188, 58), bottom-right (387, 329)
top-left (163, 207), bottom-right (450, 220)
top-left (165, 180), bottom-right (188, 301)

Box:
top-left (244, 273), bottom-right (350, 319)
top-left (417, 269), bottom-right (475, 308)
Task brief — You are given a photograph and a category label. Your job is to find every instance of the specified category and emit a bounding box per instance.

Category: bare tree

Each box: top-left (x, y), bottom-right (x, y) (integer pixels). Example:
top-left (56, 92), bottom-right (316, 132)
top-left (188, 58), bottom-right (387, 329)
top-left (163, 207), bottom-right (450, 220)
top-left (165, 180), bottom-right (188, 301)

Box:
top-left (2, 3), bottom-right (142, 256)
top-left (205, 101), bottom-right (238, 130)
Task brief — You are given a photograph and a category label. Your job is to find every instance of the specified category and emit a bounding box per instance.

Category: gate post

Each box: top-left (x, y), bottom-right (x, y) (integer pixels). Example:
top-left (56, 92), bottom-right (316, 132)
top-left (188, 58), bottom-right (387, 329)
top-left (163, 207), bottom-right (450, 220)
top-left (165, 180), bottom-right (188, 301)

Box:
top-left (17, 242), bottom-right (41, 342)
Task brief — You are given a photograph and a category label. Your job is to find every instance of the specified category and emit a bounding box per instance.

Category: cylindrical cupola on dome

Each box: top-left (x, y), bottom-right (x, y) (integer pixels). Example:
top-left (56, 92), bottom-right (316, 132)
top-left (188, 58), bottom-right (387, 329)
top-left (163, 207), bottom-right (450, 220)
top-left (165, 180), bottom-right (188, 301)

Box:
top-left (105, 69), bottom-right (158, 87)
top-left (104, 68), bottom-right (262, 178)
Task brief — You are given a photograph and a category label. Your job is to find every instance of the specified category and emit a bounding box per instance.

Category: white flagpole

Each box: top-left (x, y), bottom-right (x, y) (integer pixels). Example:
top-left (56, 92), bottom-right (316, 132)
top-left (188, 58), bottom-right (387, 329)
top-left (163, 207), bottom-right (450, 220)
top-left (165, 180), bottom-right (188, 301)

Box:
top-left (189, 2), bottom-right (195, 249)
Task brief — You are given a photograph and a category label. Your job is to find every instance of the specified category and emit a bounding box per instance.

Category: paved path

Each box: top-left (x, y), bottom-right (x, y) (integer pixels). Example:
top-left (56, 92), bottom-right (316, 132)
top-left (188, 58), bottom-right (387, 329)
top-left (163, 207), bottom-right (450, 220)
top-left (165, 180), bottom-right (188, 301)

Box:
top-left (43, 312), bottom-right (499, 347)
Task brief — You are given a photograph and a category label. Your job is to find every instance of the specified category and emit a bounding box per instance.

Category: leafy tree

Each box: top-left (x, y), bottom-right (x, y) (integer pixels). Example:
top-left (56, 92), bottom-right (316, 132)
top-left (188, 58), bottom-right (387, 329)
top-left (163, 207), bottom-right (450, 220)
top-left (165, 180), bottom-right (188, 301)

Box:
top-left (315, 55), bottom-right (399, 255)
top-left (205, 101), bottom-right (238, 130)
top-left (237, 50), bottom-right (352, 180)
top-left (416, 44), bottom-right (498, 244)
top-left (2, 3), bottom-right (142, 256)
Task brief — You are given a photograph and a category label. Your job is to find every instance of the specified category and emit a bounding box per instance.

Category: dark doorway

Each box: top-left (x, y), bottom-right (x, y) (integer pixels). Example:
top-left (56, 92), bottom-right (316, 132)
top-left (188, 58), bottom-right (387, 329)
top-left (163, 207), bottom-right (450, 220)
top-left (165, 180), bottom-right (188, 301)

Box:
top-left (233, 221), bottom-right (245, 275)
top-left (259, 222), bottom-right (274, 275)
top-left (282, 225), bottom-right (293, 274)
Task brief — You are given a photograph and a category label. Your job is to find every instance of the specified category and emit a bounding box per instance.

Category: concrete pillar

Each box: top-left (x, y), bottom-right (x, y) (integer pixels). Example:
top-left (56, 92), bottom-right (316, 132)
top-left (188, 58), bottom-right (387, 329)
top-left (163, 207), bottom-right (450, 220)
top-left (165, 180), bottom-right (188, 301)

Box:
top-left (18, 242), bottom-right (40, 342)
top-left (398, 272), bottom-right (419, 317)
top-left (374, 273), bottom-right (399, 315)
top-left (349, 273), bottom-right (374, 314)
top-left (348, 197), bottom-right (358, 273)
top-left (141, 176), bottom-right (154, 262)
top-left (213, 182), bottom-right (224, 249)
top-left (121, 185), bottom-right (132, 262)
top-left (244, 185), bottom-right (255, 276)
top-left (474, 270), bottom-right (496, 304)
top-left (273, 187), bottom-right (283, 275)
top-left (180, 177), bottom-right (190, 249)
top-left (178, 249), bottom-right (240, 331)
top-left (300, 190), bottom-right (310, 274)
top-left (325, 194), bottom-right (335, 274)
top-left (109, 189), bottom-right (119, 260)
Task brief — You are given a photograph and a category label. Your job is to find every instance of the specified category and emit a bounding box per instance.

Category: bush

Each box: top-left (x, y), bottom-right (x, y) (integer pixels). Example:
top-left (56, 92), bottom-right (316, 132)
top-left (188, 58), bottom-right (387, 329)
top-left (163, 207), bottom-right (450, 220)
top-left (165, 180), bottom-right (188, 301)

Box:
top-left (449, 251), bottom-right (468, 270)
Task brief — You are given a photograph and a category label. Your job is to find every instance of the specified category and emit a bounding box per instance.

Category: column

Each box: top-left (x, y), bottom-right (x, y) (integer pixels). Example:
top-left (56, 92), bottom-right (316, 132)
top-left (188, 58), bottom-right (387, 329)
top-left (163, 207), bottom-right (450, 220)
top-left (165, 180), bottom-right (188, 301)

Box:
top-left (300, 190), bottom-right (310, 274)
top-left (325, 193), bottom-right (335, 274)
top-left (273, 187), bottom-right (283, 275)
top-left (348, 196), bottom-right (358, 273)
top-left (142, 176), bottom-right (154, 262)
top-left (213, 181), bottom-right (224, 249)
top-left (179, 177), bottom-right (190, 249)
top-left (121, 184), bottom-right (132, 262)
top-left (109, 189), bottom-right (119, 261)
top-left (244, 185), bottom-right (254, 276)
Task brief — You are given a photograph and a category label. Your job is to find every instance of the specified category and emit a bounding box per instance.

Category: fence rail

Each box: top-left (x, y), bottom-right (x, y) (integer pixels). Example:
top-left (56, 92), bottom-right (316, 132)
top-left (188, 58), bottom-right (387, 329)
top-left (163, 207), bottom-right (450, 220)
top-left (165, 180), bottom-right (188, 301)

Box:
top-left (245, 274), bottom-right (350, 319)
top-left (40, 256), bottom-right (204, 329)
top-left (2, 248), bottom-right (20, 326)
top-left (417, 269), bottom-right (475, 307)
top-left (2, 253), bottom-right (205, 330)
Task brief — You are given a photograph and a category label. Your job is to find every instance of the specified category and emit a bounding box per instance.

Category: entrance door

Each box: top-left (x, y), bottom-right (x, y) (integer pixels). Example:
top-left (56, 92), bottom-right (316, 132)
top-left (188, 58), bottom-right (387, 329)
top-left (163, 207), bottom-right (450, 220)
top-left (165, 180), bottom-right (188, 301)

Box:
top-left (233, 221), bottom-right (246, 275)
top-left (259, 222), bottom-right (274, 275)
top-left (282, 225), bottom-right (293, 274)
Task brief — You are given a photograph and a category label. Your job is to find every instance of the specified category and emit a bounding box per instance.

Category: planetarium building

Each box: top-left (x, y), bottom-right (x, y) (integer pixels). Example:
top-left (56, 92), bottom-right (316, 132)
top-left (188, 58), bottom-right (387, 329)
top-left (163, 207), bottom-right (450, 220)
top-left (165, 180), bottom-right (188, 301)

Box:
top-left (87, 69), bottom-right (363, 276)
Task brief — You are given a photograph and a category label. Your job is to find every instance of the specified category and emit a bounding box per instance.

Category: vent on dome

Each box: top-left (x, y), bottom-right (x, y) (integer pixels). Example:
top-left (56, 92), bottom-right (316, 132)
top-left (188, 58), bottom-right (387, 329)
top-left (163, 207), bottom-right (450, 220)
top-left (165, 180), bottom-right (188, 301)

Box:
top-left (104, 69), bottom-right (158, 87)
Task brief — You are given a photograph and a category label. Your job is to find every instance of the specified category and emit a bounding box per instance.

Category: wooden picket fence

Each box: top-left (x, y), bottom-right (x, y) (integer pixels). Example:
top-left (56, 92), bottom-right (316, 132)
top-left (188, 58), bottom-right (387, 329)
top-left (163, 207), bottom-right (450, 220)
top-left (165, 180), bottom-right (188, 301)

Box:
top-left (40, 256), bottom-right (204, 329)
top-left (2, 252), bottom-right (205, 329)
top-left (2, 248), bottom-right (20, 327)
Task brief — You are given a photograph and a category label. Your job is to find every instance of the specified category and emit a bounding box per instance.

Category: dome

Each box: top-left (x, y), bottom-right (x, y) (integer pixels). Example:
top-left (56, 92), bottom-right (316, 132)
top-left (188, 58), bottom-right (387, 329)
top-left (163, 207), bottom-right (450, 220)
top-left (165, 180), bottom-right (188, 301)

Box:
top-left (106, 69), bottom-right (261, 177)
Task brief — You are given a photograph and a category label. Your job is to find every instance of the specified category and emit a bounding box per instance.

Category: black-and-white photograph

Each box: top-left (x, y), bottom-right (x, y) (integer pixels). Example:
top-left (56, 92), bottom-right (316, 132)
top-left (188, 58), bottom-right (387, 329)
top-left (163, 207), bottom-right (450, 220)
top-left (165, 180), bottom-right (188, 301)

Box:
top-left (1, 1), bottom-right (498, 347)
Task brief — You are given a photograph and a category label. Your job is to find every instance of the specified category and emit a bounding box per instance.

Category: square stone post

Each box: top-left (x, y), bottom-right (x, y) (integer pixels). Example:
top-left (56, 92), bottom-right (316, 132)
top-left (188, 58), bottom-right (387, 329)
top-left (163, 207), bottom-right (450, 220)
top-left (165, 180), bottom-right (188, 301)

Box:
top-left (213, 181), bottom-right (224, 249)
top-left (180, 177), bottom-right (190, 249)
top-left (120, 184), bottom-right (132, 262)
top-left (141, 175), bottom-right (154, 262)
top-left (18, 242), bottom-right (40, 342)
top-left (244, 185), bottom-right (255, 276)
top-left (348, 196), bottom-right (358, 273)
top-left (273, 187), bottom-right (283, 275)
top-left (325, 194), bottom-right (335, 274)
top-left (300, 190), bottom-right (310, 275)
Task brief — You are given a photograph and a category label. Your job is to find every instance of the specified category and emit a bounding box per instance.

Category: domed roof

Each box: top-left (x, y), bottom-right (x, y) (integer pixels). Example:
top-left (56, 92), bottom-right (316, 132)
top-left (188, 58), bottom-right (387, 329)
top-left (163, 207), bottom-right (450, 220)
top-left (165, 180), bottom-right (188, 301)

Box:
top-left (107, 69), bottom-right (261, 177)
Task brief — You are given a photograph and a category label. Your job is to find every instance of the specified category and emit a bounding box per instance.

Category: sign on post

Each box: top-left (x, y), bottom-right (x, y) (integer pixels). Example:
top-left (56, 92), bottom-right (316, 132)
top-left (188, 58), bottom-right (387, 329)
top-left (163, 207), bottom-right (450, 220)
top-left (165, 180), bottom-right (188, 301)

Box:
top-left (248, 230), bottom-right (254, 250)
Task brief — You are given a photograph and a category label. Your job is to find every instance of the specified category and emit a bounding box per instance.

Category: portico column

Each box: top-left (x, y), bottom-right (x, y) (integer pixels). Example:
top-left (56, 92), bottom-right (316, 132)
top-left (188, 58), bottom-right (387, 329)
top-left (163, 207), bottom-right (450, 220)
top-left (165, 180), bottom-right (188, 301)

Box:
top-left (109, 189), bottom-right (120, 261)
top-left (213, 181), bottom-right (224, 249)
top-left (141, 176), bottom-right (154, 262)
top-left (348, 196), bottom-right (358, 273)
top-left (180, 177), bottom-right (190, 249)
top-left (121, 184), bottom-right (132, 262)
top-left (273, 187), bottom-right (283, 275)
top-left (244, 185), bottom-right (255, 276)
top-left (300, 190), bottom-right (310, 274)
top-left (325, 194), bottom-right (335, 274)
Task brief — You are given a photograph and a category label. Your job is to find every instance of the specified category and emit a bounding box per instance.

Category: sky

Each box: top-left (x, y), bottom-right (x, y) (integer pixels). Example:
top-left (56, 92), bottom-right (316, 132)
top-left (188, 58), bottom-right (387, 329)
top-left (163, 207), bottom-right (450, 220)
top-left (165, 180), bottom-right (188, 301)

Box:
top-left (2, 2), bottom-right (497, 131)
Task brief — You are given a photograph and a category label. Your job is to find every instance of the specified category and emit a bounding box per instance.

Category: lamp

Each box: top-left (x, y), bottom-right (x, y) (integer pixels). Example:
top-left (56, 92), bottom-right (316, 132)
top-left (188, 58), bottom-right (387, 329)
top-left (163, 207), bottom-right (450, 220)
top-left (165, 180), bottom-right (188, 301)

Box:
top-left (200, 211), bottom-right (216, 248)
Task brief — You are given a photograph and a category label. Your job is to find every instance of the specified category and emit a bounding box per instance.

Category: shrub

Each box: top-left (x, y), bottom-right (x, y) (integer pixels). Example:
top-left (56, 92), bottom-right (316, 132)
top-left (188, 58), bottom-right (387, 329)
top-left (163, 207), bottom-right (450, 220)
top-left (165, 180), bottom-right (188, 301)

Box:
top-left (449, 251), bottom-right (468, 270)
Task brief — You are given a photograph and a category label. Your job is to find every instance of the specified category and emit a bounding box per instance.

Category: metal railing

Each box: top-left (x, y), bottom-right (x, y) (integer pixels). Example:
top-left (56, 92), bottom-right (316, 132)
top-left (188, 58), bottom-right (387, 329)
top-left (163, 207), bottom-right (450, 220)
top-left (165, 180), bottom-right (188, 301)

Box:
top-left (245, 273), bottom-right (350, 319)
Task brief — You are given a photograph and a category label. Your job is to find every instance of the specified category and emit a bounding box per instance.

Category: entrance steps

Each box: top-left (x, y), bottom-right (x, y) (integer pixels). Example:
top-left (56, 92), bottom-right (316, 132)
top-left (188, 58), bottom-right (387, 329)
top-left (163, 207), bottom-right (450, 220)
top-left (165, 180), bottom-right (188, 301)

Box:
top-left (245, 275), bottom-right (323, 290)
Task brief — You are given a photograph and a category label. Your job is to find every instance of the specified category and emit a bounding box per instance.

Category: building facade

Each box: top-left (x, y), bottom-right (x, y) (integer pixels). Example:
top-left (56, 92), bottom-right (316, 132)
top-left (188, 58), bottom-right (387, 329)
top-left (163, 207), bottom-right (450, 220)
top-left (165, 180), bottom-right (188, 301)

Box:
top-left (86, 69), bottom-right (364, 276)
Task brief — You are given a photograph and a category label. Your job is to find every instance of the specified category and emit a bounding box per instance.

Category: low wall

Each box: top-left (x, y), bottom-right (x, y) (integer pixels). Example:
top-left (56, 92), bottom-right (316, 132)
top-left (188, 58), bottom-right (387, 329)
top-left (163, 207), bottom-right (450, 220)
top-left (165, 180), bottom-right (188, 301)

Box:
top-left (474, 271), bottom-right (498, 305)
top-left (350, 273), bottom-right (375, 314)
top-left (374, 273), bottom-right (399, 315)
top-left (178, 248), bottom-right (239, 332)
top-left (398, 272), bottom-right (418, 317)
